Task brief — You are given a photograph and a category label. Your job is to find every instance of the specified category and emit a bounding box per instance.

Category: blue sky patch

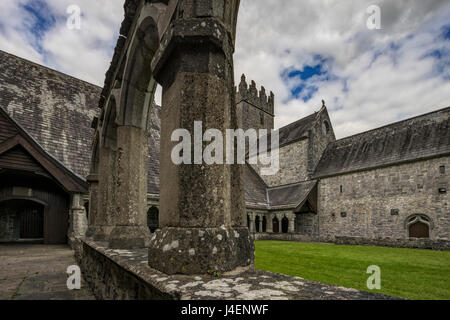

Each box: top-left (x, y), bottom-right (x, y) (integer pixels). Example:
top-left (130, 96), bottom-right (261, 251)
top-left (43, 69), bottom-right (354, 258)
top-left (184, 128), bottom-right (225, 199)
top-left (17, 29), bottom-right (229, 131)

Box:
top-left (20, 0), bottom-right (56, 53)
top-left (442, 25), bottom-right (450, 40)
top-left (283, 55), bottom-right (331, 102)
top-left (287, 64), bottom-right (324, 81)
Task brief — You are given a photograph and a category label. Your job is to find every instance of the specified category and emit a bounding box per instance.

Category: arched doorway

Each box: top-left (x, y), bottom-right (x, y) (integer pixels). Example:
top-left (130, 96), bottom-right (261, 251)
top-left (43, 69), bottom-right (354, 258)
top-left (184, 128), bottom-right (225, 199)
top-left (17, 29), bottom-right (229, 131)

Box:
top-left (281, 216), bottom-right (289, 234)
top-left (262, 216), bottom-right (267, 233)
top-left (272, 217), bottom-right (279, 233)
top-left (147, 206), bottom-right (159, 233)
top-left (255, 216), bottom-right (260, 232)
top-left (84, 201), bottom-right (89, 221)
top-left (0, 199), bottom-right (44, 241)
top-left (406, 214), bottom-right (432, 239)
top-left (409, 222), bottom-right (429, 238)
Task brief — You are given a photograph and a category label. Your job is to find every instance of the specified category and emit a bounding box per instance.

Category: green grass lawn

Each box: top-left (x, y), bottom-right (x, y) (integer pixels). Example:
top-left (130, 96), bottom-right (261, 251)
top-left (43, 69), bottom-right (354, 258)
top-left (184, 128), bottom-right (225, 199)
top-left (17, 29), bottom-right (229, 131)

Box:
top-left (254, 241), bottom-right (450, 300)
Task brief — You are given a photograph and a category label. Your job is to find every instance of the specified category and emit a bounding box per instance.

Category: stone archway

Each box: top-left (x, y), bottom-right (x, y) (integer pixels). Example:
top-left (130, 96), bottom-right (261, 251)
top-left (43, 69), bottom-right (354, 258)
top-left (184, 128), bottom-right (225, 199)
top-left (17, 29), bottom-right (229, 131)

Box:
top-left (273, 217), bottom-right (279, 233)
top-left (147, 206), bottom-right (159, 233)
top-left (89, 2), bottom-right (166, 248)
top-left (88, 0), bottom-right (253, 275)
top-left (0, 199), bottom-right (45, 242)
top-left (405, 214), bottom-right (433, 239)
top-left (281, 216), bottom-right (289, 234)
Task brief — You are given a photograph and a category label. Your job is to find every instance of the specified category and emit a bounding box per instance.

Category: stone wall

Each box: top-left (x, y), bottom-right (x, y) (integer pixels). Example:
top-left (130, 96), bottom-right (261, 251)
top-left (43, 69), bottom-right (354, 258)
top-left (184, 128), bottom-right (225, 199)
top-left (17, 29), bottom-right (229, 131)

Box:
top-left (253, 232), bottom-right (314, 242)
top-left (295, 213), bottom-right (319, 236)
top-left (250, 140), bottom-right (309, 187)
top-left (0, 209), bottom-right (19, 241)
top-left (77, 241), bottom-right (176, 300)
top-left (77, 239), bottom-right (394, 300)
top-left (236, 100), bottom-right (274, 132)
top-left (334, 236), bottom-right (450, 251)
top-left (307, 108), bottom-right (336, 177)
top-left (318, 156), bottom-right (450, 240)
top-left (236, 75), bottom-right (274, 133)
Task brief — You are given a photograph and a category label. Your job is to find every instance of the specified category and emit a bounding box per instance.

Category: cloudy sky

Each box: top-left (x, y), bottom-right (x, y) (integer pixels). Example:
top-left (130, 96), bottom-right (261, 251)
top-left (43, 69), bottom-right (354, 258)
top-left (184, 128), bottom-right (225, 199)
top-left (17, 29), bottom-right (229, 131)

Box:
top-left (0, 0), bottom-right (449, 138)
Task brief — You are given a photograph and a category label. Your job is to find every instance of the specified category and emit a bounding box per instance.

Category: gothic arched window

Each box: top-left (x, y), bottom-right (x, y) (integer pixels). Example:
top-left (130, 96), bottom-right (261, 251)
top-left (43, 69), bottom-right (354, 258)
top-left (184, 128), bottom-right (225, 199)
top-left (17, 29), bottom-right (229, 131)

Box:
top-left (147, 206), bottom-right (159, 233)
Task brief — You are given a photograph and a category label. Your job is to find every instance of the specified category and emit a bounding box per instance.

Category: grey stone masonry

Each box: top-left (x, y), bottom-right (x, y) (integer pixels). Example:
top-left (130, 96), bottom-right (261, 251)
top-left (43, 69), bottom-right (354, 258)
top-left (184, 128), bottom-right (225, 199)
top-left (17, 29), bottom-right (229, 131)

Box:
top-left (78, 239), bottom-right (397, 300)
top-left (149, 1), bottom-right (253, 275)
top-left (318, 156), bottom-right (450, 241)
top-left (250, 140), bottom-right (309, 187)
top-left (236, 74), bottom-right (275, 132)
top-left (68, 193), bottom-right (88, 246)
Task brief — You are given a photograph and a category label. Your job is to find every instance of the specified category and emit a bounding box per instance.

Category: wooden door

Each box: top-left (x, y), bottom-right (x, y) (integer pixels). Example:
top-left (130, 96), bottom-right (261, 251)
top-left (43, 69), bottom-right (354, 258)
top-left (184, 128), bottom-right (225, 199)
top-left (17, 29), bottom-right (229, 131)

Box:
top-left (20, 202), bottom-right (44, 239)
top-left (409, 222), bottom-right (429, 238)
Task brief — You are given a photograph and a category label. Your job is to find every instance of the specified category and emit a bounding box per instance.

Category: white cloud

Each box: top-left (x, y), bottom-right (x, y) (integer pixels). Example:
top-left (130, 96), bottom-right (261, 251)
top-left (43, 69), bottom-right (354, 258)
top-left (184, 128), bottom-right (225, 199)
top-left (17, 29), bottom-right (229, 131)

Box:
top-left (0, 0), bottom-right (449, 138)
top-left (0, 0), bottom-right (123, 86)
top-left (234, 0), bottom-right (450, 137)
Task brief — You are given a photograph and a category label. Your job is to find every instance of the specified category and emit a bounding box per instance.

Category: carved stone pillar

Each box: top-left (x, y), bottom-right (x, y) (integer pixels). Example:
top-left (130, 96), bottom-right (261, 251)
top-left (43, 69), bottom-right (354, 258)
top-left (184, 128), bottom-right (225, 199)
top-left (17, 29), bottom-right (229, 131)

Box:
top-left (148, 1), bottom-right (254, 275)
top-left (87, 147), bottom-right (115, 240)
top-left (249, 213), bottom-right (255, 233)
top-left (289, 213), bottom-right (296, 233)
top-left (68, 194), bottom-right (87, 241)
top-left (266, 214), bottom-right (273, 233)
top-left (85, 174), bottom-right (98, 238)
top-left (108, 125), bottom-right (150, 249)
top-left (258, 216), bottom-right (263, 233)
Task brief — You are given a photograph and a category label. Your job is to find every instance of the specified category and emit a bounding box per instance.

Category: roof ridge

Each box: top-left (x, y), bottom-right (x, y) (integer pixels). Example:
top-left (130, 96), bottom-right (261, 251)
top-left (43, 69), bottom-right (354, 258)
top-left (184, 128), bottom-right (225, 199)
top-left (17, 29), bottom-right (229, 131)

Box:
top-left (278, 111), bottom-right (317, 132)
top-left (333, 106), bottom-right (450, 145)
top-left (0, 49), bottom-right (102, 89)
top-left (267, 179), bottom-right (316, 191)
top-left (0, 106), bottom-right (88, 192)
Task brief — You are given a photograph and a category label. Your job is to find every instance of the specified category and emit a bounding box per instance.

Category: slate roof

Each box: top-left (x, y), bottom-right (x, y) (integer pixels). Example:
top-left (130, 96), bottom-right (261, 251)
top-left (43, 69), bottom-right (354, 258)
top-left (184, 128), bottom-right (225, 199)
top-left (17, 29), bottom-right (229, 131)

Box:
top-left (268, 180), bottom-right (317, 209)
top-left (0, 107), bottom-right (88, 193)
top-left (248, 111), bottom-right (318, 158)
top-left (0, 50), bottom-right (101, 179)
top-left (0, 49), bottom-right (163, 196)
top-left (243, 163), bottom-right (318, 211)
top-left (278, 112), bottom-right (317, 147)
top-left (313, 107), bottom-right (450, 178)
top-left (244, 165), bottom-right (268, 208)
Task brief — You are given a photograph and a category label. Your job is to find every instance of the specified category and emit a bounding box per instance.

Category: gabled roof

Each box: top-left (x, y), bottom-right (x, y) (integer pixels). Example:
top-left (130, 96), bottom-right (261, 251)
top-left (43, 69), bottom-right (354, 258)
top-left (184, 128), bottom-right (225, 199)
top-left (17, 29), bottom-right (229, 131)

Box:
top-left (243, 160), bottom-right (318, 211)
top-left (313, 107), bottom-right (450, 178)
top-left (0, 107), bottom-right (88, 193)
top-left (268, 180), bottom-right (317, 211)
top-left (0, 50), bottom-right (101, 179)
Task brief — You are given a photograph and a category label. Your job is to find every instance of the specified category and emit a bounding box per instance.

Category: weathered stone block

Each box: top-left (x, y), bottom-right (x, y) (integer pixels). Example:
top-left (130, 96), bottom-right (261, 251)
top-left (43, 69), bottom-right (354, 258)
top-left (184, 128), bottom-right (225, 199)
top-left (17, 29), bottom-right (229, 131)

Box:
top-left (148, 227), bottom-right (254, 275)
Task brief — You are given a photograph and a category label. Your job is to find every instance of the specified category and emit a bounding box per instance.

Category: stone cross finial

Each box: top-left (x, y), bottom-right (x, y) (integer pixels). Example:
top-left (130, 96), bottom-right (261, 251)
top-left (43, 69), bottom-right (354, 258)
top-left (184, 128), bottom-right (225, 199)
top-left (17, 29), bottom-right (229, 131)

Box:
top-left (322, 99), bottom-right (326, 108)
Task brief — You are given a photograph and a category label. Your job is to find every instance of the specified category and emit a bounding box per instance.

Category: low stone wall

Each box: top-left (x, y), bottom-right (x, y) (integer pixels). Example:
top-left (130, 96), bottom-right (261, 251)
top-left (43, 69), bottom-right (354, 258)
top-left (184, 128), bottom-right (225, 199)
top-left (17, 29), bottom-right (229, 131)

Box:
top-left (76, 239), bottom-right (396, 300)
top-left (77, 240), bottom-right (177, 299)
top-left (334, 236), bottom-right (450, 251)
top-left (252, 233), bottom-right (450, 251)
top-left (252, 233), bottom-right (314, 242)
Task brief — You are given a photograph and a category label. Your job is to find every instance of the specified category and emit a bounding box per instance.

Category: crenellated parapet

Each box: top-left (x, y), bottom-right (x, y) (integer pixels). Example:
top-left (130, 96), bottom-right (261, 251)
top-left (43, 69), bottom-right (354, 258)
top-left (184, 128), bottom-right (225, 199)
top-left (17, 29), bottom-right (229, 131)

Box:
top-left (236, 74), bottom-right (274, 116)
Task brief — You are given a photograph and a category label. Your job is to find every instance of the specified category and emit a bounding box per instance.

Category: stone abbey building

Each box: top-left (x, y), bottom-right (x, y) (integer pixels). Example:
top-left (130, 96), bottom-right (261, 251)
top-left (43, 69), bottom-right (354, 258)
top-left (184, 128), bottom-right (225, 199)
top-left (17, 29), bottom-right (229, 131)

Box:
top-left (0, 48), bottom-right (448, 249)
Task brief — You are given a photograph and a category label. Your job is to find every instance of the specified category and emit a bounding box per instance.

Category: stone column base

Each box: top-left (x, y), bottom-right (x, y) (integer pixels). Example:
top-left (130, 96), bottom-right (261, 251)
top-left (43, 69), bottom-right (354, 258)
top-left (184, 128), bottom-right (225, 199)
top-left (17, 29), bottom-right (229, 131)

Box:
top-left (85, 226), bottom-right (114, 242)
top-left (148, 227), bottom-right (255, 275)
top-left (108, 226), bottom-right (151, 249)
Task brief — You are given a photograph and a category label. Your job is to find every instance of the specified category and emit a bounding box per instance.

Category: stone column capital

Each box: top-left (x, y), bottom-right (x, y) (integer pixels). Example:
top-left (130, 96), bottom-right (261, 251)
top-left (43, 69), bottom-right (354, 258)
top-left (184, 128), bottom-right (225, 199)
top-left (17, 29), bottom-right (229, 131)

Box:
top-left (152, 17), bottom-right (234, 87)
